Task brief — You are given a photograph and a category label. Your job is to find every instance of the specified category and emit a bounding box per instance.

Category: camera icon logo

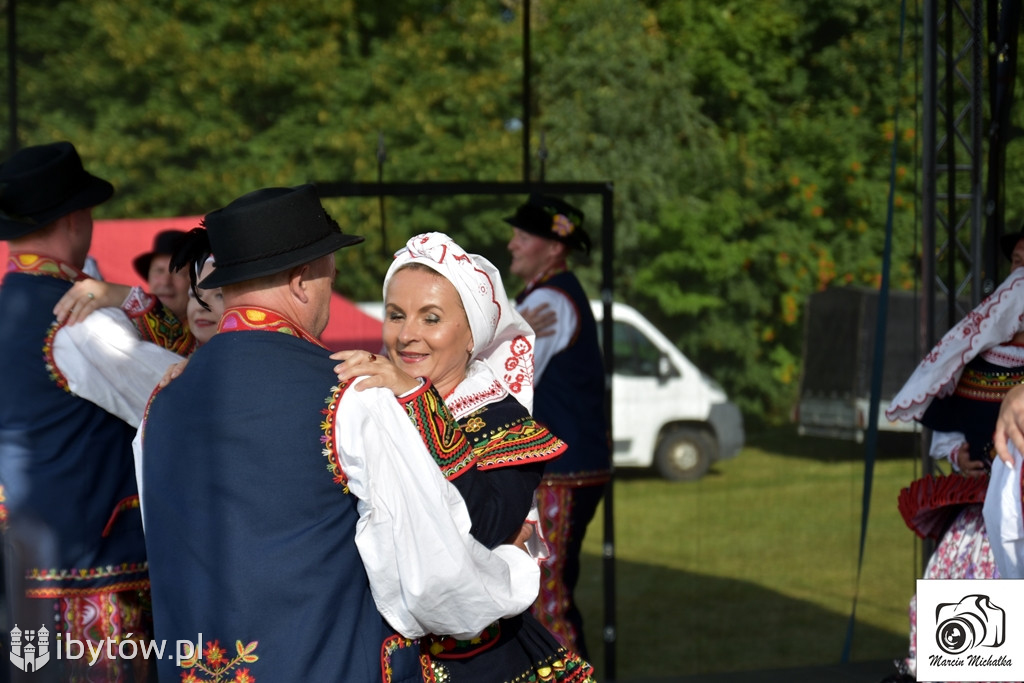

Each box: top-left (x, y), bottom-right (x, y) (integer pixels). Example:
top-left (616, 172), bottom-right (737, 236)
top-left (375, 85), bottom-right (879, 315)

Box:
top-left (935, 594), bottom-right (1005, 655)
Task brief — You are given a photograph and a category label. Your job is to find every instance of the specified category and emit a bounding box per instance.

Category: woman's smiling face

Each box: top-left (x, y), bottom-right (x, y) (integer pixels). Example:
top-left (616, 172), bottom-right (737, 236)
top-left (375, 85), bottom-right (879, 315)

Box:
top-left (383, 265), bottom-right (474, 397)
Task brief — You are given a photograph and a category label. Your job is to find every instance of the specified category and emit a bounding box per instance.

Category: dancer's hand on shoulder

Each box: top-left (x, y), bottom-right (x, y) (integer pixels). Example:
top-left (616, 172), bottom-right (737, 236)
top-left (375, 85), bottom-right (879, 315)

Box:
top-left (330, 349), bottom-right (420, 396)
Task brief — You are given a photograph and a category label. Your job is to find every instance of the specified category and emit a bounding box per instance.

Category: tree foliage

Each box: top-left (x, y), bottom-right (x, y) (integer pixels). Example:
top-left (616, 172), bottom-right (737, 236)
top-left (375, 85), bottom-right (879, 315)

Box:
top-left (2, 0), bottom-right (1019, 425)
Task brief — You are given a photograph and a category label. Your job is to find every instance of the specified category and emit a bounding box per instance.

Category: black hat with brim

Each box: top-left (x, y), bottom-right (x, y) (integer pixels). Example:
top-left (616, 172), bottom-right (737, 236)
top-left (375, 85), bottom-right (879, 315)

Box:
top-left (503, 193), bottom-right (590, 254)
top-left (133, 229), bottom-right (190, 279)
top-left (0, 141), bottom-right (114, 240)
top-left (198, 184), bottom-right (362, 289)
top-left (1000, 224), bottom-right (1024, 261)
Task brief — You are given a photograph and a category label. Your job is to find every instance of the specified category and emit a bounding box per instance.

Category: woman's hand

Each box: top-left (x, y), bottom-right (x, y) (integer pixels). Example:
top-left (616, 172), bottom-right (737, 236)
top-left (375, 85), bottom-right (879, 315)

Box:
top-left (158, 359), bottom-right (189, 388)
top-left (331, 349), bottom-right (420, 396)
top-left (994, 383), bottom-right (1024, 466)
top-left (53, 280), bottom-right (132, 325)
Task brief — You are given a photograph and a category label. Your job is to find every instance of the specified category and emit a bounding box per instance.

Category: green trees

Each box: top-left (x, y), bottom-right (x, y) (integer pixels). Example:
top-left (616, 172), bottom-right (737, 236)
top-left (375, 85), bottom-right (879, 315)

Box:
top-left (1, 0), bottom-right (1003, 425)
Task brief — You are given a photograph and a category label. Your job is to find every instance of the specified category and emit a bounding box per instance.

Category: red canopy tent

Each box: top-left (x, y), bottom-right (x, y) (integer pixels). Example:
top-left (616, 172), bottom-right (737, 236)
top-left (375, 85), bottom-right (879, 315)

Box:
top-left (0, 217), bottom-right (382, 352)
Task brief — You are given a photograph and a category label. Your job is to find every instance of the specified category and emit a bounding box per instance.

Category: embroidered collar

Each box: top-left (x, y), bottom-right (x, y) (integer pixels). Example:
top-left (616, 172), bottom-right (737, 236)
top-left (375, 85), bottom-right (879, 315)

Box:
top-left (981, 343), bottom-right (1024, 368)
top-left (218, 306), bottom-right (325, 348)
top-left (6, 253), bottom-right (87, 282)
top-left (523, 262), bottom-right (567, 294)
top-left (445, 361), bottom-right (508, 420)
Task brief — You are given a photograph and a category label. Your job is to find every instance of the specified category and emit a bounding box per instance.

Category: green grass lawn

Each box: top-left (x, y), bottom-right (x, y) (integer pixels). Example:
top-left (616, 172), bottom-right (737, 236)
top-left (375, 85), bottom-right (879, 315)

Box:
top-left (574, 427), bottom-right (930, 680)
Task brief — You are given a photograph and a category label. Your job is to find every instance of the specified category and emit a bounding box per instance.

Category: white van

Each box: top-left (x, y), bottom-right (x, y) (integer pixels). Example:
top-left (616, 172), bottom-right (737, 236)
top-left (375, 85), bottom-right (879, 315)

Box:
top-left (355, 300), bottom-right (744, 481)
top-left (592, 301), bottom-right (744, 480)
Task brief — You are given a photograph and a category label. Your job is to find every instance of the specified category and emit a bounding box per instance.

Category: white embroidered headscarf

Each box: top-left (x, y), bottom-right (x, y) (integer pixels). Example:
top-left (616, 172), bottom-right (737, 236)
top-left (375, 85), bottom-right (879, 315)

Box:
top-left (886, 267), bottom-right (1024, 422)
top-left (383, 232), bottom-right (536, 414)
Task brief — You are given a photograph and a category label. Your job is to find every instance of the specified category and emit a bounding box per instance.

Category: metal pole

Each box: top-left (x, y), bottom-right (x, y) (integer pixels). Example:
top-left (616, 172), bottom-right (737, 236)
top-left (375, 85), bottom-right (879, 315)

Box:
top-left (600, 186), bottom-right (616, 681)
top-left (920, 0), bottom-right (938, 573)
top-left (6, 0), bottom-right (17, 155)
top-left (522, 0), bottom-right (531, 183)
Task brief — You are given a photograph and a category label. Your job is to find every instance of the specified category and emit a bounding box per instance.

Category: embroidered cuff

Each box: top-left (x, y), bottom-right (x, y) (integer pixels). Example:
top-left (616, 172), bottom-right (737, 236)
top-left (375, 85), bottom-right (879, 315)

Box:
top-left (949, 444), bottom-right (964, 473)
top-left (399, 381), bottom-right (476, 480)
top-left (121, 286), bottom-right (156, 318)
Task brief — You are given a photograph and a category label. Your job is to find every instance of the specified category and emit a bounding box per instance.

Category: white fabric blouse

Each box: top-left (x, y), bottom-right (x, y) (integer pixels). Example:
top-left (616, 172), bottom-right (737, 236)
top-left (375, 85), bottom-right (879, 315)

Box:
top-left (983, 446), bottom-right (1024, 578)
top-left (337, 377), bottom-right (540, 639)
top-left (51, 307), bottom-right (184, 426)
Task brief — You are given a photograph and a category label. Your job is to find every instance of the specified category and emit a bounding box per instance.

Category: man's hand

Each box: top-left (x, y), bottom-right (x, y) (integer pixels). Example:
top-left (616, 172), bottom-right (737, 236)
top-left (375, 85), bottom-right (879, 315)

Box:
top-left (993, 383), bottom-right (1024, 466)
top-left (519, 303), bottom-right (557, 338)
top-left (54, 280), bottom-right (131, 325)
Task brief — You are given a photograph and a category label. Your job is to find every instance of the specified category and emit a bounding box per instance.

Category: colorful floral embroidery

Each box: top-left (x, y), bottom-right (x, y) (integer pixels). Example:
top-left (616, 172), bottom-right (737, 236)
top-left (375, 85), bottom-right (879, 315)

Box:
top-left (6, 254), bottom-right (84, 280)
top-left (463, 416), bottom-right (486, 433)
top-left (320, 383), bottom-right (350, 490)
top-left (424, 622), bottom-right (500, 659)
top-left (472, 418), bottom-right (566, 471)
top-left (953, 366), bottom-right (1024, 402)
top-left (382, 634), bottom-right (434, 683)
top-left (179, 639), bottom-right (258, 682)
top-left (218, 306), bottom-right (324, 348)
top-left (131, 307), bottom-right (195, 355)
top-left (26, 562), bottom-right (149, 584)
top-left (43, 320), bottom-right (70, 392)
top-left (400, 384), bottom-right (476, 480)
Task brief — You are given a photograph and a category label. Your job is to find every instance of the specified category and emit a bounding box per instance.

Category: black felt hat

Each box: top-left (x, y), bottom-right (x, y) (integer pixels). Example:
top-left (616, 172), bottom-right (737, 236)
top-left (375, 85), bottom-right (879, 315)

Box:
top-left (198, 184), bottom-right (363, 288)
top-left (503, 194), bottom-right (590, 254)
top-left (1000, 223), bottom-right (1024, 261)
top-left (133, 229), bottom-right (190, 279)
top-left (0, 141), bottom-right (114, 240)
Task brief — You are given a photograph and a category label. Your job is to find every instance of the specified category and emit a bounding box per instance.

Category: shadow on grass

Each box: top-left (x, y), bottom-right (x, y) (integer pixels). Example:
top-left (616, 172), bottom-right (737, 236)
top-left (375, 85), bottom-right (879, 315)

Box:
top-left (615, 425), bottom-right (926, 486)
top-left (575, 552), bottom-right (905, 682)
top-left (745, 425), bottom-right (925, 464)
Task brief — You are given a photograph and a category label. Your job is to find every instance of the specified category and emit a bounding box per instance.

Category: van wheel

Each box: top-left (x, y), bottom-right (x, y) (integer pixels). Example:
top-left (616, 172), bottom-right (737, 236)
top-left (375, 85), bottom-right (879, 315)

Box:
top-left (655, 428), bottom-right (715, 481)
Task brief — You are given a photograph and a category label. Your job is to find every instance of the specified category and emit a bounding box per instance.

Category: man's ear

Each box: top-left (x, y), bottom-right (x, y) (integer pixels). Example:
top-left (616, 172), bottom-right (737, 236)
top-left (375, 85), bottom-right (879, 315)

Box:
top-left (550, 240), bottom-right (569, 261)
top-left (288, 263), bottom-right (313, 304)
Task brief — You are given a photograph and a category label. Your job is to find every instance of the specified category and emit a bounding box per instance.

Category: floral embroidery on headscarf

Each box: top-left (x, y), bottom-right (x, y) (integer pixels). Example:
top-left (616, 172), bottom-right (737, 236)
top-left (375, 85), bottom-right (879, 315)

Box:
top-left (504, 335), bottom-right (533, 394)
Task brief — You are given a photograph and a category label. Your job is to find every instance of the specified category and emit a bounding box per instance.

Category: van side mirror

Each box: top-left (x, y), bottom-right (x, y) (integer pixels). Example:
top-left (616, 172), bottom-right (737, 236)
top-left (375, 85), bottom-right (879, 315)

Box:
top-left (658, 354), bottom-right (678, 381)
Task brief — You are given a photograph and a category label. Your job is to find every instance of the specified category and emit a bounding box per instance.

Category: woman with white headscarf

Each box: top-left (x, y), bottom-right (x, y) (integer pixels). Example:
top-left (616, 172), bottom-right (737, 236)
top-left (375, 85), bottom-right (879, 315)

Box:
top-left (333, 232), bottom-right (596, 682)
top-left (882, 265), bottom-right (1024, 682)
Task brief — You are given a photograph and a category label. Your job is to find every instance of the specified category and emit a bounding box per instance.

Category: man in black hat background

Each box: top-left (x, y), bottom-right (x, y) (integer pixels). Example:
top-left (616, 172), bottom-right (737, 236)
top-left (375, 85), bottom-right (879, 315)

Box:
top-left (0, 141), bottom-right (184, 680)
top-left (139, 184), bottom-right (541, 681)
top-left (132, 228), bottom-right (192, 324)
top-left (504, 194), bottom-right (612, 658)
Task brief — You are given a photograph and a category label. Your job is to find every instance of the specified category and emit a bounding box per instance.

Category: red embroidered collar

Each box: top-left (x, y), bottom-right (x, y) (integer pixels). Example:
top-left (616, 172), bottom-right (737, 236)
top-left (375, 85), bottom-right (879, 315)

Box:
top-left (524, 262), bottom-right (568, 293)
top-left (218, 306), bottom-right (325, 348)
top-left (6, 253), bottom-right (87, 282)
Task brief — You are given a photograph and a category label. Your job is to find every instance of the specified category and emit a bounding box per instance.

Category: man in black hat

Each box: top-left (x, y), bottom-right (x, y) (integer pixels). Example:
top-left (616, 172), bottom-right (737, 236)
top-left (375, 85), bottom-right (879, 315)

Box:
top-left (0, 141), bottom-right (184, 680)
top-left (504, 194), bottom-right (611, 658)
top-left (139, 184), bottom-right (541, 681)
top-left (132, 228), bottom-right (192, 322)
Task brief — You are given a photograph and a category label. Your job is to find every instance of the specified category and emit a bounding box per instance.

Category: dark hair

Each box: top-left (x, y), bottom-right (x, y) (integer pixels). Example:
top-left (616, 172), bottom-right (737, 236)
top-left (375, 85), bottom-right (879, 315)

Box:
top-left (170, 227), bottom-right (215, 310)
